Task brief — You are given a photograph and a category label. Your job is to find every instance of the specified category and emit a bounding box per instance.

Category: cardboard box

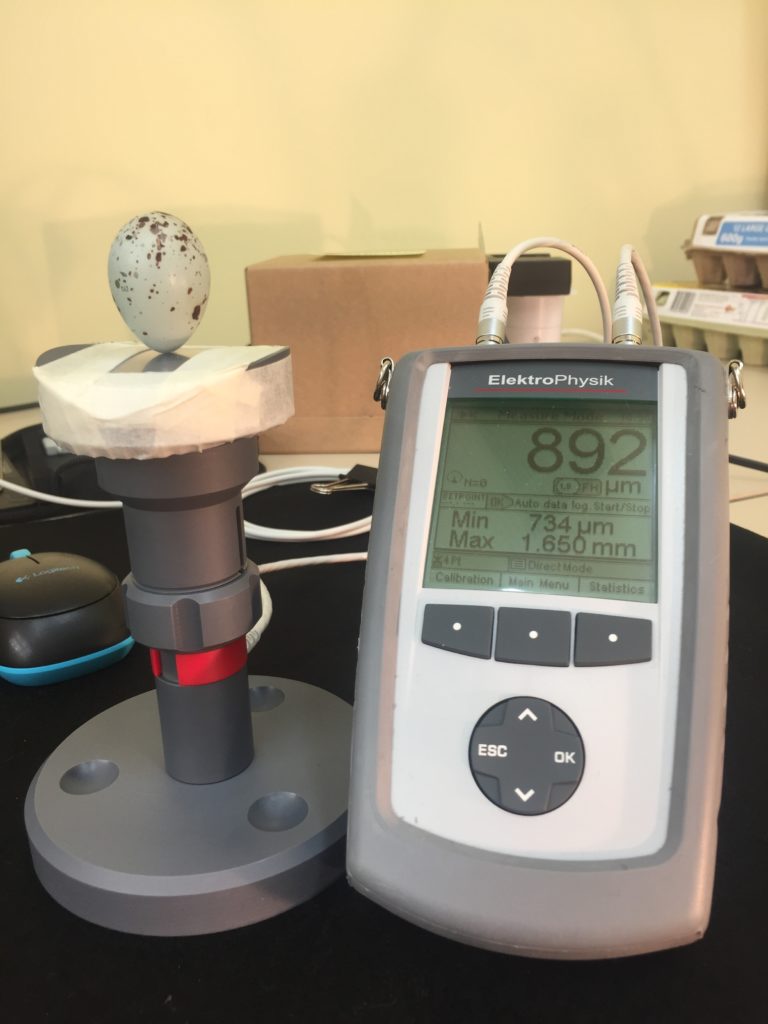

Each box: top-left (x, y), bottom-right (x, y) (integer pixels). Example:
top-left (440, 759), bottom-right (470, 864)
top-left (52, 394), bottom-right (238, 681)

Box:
top-left (245, 249), bottom-right (488, 452)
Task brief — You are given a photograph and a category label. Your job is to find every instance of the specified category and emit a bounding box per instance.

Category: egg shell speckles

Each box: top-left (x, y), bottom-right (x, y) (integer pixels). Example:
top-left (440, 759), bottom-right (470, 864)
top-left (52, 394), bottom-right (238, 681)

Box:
top-left (108, 212), bottom-right (210, 353)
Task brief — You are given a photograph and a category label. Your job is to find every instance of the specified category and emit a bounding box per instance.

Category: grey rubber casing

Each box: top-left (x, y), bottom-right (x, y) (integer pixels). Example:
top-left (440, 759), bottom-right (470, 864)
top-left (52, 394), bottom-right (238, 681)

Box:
top-left (347, 344), bottom-right (729, 959)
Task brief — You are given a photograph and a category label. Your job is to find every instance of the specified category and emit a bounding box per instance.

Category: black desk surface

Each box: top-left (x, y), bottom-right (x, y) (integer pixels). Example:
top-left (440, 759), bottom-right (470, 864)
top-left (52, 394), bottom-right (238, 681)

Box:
top-left (1, 486), bottom-right (766, 1024)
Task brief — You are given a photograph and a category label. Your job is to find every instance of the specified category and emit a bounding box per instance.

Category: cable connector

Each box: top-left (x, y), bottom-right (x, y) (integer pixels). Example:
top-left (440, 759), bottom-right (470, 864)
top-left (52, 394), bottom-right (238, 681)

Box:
top-left (475, 237), bottom-right (613, 345)
top-left (612, 245), bottom-right (643, 345)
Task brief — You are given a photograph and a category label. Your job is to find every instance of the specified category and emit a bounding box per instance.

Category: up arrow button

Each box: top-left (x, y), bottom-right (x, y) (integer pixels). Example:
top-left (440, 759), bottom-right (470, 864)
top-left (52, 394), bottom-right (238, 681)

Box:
top-left (470, 696), bottom-right (584, 816)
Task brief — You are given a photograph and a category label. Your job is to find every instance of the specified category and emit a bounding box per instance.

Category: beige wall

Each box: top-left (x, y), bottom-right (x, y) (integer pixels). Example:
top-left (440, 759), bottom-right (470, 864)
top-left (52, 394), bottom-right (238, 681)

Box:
top-left (1, 0), bottom-right (766, 406)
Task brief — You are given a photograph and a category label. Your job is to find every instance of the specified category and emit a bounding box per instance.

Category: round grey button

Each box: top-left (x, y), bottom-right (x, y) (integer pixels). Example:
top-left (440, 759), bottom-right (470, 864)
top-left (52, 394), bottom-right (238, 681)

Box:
top-left (469, 697), bottom-right (584, 815)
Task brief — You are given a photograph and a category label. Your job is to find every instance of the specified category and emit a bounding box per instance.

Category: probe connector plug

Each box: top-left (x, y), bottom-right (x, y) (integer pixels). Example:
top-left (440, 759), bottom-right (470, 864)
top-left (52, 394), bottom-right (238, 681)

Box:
top-left (612, 246), bottom-right (643, 345)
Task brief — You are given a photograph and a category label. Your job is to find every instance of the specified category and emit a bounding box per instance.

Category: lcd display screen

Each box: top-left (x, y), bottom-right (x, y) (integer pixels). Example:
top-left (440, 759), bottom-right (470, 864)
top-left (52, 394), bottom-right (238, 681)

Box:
top-left (423, 398), bottom-right (658, 602)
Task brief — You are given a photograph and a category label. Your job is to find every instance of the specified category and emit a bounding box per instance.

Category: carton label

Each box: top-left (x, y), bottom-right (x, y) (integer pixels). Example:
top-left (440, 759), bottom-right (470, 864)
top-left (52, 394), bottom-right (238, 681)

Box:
top-left (716, 219), bottom-right (768, 248)
top-left (655, 286), bottom-right (768, 327)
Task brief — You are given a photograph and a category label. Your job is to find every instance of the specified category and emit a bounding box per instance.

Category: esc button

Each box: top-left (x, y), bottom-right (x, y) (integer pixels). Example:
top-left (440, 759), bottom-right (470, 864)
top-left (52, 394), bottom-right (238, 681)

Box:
top-left (469, 696), bottom-right (584, 815)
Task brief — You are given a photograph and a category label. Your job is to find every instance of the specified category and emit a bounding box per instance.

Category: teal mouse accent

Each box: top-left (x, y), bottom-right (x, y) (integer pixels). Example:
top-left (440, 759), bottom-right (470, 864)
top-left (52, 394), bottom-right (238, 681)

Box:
top-left (0, 636), bottom-right (134, 686)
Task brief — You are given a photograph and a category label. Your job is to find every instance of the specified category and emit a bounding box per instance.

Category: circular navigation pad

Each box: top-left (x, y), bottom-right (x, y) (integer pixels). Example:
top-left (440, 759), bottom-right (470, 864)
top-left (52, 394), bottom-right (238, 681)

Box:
top-left (469, 697), bottom-right (584, 815)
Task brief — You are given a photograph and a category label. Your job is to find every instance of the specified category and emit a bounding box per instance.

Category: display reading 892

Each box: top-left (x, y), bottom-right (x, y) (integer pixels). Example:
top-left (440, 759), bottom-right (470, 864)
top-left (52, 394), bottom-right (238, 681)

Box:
top-left (424, 361), bottom-right (657, 602)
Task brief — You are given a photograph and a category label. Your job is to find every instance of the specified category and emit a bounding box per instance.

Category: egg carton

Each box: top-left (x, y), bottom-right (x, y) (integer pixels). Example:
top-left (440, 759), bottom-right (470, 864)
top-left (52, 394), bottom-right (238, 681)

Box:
top-left (645, 283), bottom-right (768, 365)
top-left (683, 212), bottom-right (768, 289)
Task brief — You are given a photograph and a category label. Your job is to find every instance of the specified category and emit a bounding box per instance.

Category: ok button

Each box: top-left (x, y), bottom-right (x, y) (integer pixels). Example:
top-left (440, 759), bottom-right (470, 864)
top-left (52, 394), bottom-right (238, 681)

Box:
top-left (469, 696), bottom-right (585, 815)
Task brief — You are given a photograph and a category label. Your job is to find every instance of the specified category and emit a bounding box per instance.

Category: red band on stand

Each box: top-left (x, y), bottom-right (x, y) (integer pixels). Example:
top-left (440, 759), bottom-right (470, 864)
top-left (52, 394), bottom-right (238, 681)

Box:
top-left (149, 648), bottom-right (162, 677)
top-left (174, 637), bottom-right (248, 687)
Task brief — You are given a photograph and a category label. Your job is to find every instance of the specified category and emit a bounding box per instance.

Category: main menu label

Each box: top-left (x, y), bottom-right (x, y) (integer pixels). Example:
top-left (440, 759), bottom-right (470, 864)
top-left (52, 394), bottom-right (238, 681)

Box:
top-left (423, 393), bottom-right (658, 603)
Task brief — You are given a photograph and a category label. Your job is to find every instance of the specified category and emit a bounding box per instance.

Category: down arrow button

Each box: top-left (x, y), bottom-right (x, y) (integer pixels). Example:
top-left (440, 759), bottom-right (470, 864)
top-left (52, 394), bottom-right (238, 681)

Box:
top-left (469, 696), bottom-right (584, 816)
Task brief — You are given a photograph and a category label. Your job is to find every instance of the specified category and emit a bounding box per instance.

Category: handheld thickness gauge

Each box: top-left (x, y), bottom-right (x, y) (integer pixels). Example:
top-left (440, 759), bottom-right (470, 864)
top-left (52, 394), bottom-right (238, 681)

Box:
top-left (348, 343), bottom-right (729, 959)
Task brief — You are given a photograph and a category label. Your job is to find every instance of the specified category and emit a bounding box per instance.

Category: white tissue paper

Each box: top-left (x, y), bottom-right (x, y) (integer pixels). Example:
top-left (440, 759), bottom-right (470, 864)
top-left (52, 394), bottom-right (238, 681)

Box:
top-left (34, 342), bottom-right (294, 459)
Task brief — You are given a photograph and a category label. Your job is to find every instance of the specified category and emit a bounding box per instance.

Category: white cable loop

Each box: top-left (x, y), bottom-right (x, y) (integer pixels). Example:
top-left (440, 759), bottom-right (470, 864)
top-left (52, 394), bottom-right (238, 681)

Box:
top-left (477, 237), bottom-right (613, 345)
top-left (246, 552), bottom-right (368, 652)
top-left (0, 465), bottom-right (373, 542)
top-left (244, 518), bottom-right (371, 542)
top-left (245, 579), bottom-right (274, 653)
top-left (0, 477), bottom-right (121, 509)
top-left (242, 465), bottom-right (372, 542)
top-left (630, 248), bottom-right (663, 347)
top-left (258, 552), bottom-right (368, 575)
top-left (242, 466), bottom-right (345, 497)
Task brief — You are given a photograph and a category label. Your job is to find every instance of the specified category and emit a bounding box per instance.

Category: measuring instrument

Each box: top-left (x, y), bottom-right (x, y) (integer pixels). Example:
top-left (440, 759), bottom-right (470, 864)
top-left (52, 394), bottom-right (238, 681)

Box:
top-left (347, 245), bottom-right (735, 957)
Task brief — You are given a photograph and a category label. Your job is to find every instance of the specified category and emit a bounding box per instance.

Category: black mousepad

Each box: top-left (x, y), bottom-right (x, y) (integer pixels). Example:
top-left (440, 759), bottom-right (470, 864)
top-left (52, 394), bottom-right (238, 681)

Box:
top-left (0, 493), bottom-right (765, 1024)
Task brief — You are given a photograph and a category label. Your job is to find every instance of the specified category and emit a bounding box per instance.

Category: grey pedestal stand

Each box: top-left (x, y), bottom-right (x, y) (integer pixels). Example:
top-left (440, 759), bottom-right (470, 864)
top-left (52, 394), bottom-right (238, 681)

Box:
top-left (25, 676), bottom-right (350, 936)
top-left (25, 434), bottom-right (352, 936)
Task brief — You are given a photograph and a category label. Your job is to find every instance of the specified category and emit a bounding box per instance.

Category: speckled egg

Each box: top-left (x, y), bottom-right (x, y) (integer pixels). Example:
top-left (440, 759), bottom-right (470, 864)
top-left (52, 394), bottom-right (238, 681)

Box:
top-left (108, 211), bottom-right (210, 353)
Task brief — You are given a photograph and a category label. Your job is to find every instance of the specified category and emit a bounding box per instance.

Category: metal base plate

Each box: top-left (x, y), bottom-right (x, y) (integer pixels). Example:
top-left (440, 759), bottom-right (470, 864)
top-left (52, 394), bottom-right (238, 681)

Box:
top-left (25, 676), bottom-right (351, 936)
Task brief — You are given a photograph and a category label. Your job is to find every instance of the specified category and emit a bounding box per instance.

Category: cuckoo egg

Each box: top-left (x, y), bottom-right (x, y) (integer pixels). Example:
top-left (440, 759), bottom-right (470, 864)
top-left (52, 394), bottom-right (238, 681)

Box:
top-left (108, 212), bottom-right (210, 353)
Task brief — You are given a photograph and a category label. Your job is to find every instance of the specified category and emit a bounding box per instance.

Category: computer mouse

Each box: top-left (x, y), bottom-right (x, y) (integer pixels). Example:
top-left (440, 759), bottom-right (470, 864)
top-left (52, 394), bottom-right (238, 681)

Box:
top-left (0, 548), bottom-right (133, 685)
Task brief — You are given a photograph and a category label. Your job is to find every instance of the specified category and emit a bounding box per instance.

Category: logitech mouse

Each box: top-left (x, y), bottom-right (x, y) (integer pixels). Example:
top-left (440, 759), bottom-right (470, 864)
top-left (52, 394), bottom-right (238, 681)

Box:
top-left (0, 549), bottom-right (133, 685)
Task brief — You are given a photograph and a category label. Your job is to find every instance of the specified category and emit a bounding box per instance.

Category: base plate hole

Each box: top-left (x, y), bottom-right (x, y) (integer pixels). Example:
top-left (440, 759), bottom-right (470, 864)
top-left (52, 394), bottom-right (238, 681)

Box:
top-left (60, 759), bottom-right (119, 795)
top-left (248, 792), bottom-right (308, 832)
top-left (249, 686), bottom-right (285, 712)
